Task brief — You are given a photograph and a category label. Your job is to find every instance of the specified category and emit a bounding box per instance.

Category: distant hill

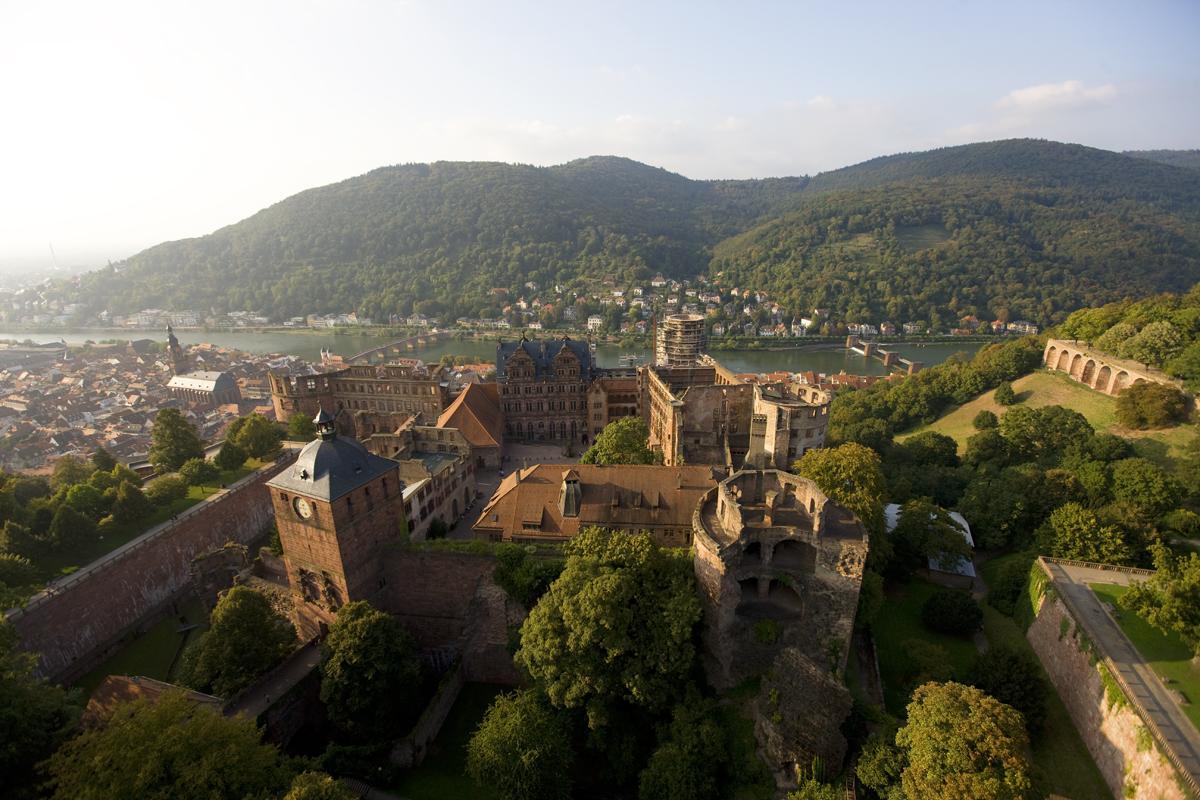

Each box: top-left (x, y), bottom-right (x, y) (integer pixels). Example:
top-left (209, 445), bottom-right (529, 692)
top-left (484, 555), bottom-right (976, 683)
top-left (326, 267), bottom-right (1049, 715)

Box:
top-left (1124, 149), bottom-right (1200, 171)
top-left (63, 139), bottom-right (1200, 327)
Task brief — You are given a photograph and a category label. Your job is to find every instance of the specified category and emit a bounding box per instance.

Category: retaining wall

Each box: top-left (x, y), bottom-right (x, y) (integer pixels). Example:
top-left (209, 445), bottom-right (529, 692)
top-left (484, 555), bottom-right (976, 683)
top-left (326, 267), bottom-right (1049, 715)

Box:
top-left (6, 457), bottom-right (295, 681)
top-left (1028, 593), bottom-right (1189, 799)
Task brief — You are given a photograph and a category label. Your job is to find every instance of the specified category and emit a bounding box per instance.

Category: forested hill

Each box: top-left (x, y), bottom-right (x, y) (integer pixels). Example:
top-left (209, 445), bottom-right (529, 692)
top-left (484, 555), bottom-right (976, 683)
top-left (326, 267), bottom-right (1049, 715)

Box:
top-left (1125, 149), bottom-right (1200, 171)
top-left (65, 140), bottom-right (1200, 327)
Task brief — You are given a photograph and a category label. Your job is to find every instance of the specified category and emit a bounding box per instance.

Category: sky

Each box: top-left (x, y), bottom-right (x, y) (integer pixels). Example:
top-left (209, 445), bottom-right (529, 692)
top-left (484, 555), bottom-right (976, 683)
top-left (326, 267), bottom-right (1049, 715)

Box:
top-left (1, 0), bottom-right (1197, 273)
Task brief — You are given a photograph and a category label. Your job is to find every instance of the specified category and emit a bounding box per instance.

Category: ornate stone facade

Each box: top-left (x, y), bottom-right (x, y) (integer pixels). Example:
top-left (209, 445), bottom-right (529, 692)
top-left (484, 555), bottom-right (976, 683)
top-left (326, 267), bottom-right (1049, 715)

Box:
top-left (496, 338), bottom-right (593, 443)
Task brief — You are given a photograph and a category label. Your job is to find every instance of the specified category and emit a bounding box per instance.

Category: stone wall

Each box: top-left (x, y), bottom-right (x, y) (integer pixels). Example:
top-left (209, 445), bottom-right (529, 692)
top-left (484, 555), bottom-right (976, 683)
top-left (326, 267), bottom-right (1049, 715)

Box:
top-left (6, 459), bottom-right (293, 681)
top-left (1028, 594), bottom-right (1188, 800)
top-left (1043, 339), bottom-right (1188, 398)
top-left (382, 549), bottom-right (523, 686)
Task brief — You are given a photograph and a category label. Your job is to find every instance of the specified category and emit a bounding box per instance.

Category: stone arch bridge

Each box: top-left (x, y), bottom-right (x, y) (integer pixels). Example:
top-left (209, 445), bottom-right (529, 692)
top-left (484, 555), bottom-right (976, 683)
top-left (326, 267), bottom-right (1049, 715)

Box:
top-left (1043, 339), bottom-right (1186, 397)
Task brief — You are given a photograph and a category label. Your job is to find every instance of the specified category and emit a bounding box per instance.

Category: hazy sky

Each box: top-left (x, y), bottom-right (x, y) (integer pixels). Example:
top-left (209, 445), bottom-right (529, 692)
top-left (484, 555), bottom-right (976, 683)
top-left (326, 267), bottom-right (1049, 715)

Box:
top-left (1, 0), bottom-right (1197, 271)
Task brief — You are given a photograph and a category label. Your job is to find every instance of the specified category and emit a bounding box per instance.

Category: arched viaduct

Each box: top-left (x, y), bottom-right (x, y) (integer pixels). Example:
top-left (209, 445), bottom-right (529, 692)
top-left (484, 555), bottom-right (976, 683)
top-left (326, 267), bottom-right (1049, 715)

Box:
top-left (1043, 339), bottom-right (1185, 397)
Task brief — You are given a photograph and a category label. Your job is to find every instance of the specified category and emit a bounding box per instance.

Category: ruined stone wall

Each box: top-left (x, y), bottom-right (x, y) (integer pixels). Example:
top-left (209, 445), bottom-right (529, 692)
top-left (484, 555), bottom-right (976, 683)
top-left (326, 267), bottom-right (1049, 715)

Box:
top-left (7, 459), bottom-right (293, 681)
top-left (381, 549), bottom-right (522, 685)
top-left (1028, 594), bottom-right (1188, 800)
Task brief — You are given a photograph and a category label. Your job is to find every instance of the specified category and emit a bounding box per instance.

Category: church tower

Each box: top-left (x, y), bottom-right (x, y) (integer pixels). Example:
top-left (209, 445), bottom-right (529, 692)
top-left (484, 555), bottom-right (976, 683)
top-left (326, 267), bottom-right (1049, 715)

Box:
top-left (267, 409), bottom-right (406, 637)
top-left (166, 324), bottom-right (188, 375)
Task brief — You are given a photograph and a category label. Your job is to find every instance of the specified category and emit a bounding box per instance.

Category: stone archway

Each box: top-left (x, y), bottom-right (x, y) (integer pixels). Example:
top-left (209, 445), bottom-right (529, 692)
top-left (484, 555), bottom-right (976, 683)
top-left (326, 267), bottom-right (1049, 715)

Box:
top-left (743, 541), bottom-right (763, 565)
top-left (1056, 350), bottom-right (1071, 371)
top-left (1112, 371), bottom-right (1131, 395)
top-left (766, 579), bottom-right (804, 615)
top-left (1069, 353), bottom-right (1084, 379)
top-left (1095, 365), bottom-right (1112, 392)
top-left (1081, 359), bottom-right (1096, 384)
top-left (1045, 346), bottom-right (1058, 367)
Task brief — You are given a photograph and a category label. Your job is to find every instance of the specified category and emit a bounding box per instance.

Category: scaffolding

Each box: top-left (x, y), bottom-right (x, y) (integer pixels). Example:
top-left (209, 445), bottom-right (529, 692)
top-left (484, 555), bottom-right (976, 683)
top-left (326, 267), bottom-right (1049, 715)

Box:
top-left (655, 313), bottom-right (707, 367)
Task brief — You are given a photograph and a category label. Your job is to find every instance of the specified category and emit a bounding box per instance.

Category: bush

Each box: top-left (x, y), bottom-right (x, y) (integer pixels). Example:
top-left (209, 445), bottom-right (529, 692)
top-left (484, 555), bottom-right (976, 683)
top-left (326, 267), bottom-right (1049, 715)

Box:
top-left (493, 544), bottom-right (563, 608)
top-left (993, 382), bottom-right (1016, 406)
top-left (179, 458), bottom-right (220, 486)
top-left (1115, 382), bottom-right (1190, 429)
top-left (972, 410), bottom-right (999, 430)
top-left (921, 589), bottom-right (983, 636)
top-left (145, 476), bottom-right (189, 507)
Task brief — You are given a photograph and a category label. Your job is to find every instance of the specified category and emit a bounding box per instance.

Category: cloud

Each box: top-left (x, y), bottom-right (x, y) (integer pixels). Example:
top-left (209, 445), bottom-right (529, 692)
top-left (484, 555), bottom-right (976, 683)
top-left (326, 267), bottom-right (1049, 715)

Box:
top-left (807, 94), bottom-right (834, 110)
top-left (995, 80), bottom-right (1117, 112)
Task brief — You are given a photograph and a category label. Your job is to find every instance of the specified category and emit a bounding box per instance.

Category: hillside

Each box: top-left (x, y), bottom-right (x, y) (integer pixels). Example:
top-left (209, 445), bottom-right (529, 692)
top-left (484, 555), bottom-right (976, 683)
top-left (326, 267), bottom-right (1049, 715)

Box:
top-left (62, 140), bottom-right (1200, 326)
top-left (1125, 149), bottom-right (1200, 171)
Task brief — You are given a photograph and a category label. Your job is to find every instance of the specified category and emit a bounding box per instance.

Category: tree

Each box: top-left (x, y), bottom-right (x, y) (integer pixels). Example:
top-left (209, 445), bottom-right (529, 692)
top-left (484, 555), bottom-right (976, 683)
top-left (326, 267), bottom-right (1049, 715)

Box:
top-left (288, 412), bottom-right (318, 440)
top-left (921, 590), bottom-right (983, 636)
top-left (179, 586), bottom-right (295, 697)
top-left (1110, 457), bottom-right (1184, 520)
top-left (109, 480), bottom-right (152, 523)
top-left (283, 772), bottom-right (356, 800)
top-left (1096, 321), bottom-right (1138, 355)
top-left (896, 682), bottom-right (1033, 800)
top-left (50, 455), bottom-right (92, 491)
top-left (467, 689), bottom-right (574, 800)
top-left (493, 543), bottom-right (564, 608)
top-left (214, 440), bottom-right (247, 472)
top-left (793, 443), bottom-right (887, 536)
top-left (179, 457), bottom-right (220, 486)
top-left (969, 647), bottom-right (1048, 734)
top-left (47, 505), bottom-right (97, 552)
top-left (1036, 502), bottom-right (1133, 564)
top-left (145, 475), bottom-right (189, 507)
top-left (1, 521), bottom-right (41, 561)
top-left (1121, 543), bottom-right (1200, 655)
top-left (228, 413), bottom-right (283, 460)
top-left (45, 692), bottom-right (291, 800)
top-left (320, 601), bottom-right (422, 740)
top-left (0, 552), bottom-right (37, 587)
top-left (993, 382), bottom-right (1016, 406)
top-left (972, 410), bottom-right (998, 430)
top-left (581, 417), bottom-right (661, 465)
top-left (0, 620), bottom-right (77, 794)
top-left (890, 499), bottom-right (972, 572)
top-left (91, 447), bottom-right (117, 472)
top-left (999, 405), bottom-right (1094, 465)
top-left (638, 695), bottom-right (729, 800)
top-left (856, 735), bottom-right (906, 800)
top-left (149, 408), bottom-right (205, 472)
top-left (517, 528), bottom-right (701, 728)
top-left (1118, 320), bottom-right (1184, 366)
top-left (64, 483), bottom-right (109, 521)
top-left (1115, 382), bottom-right (1190, 429)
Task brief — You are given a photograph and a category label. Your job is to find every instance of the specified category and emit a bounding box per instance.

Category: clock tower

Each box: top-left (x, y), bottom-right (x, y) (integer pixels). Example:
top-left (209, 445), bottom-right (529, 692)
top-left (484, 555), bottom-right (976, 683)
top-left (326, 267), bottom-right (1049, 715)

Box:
top-left (267, 408), bottom-right (406, 637)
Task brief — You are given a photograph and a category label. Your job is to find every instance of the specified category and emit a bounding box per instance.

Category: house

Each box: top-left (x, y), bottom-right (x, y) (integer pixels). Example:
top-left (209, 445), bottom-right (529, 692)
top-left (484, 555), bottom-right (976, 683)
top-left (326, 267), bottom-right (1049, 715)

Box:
top-left (587, 315), bottom-right (604, 331)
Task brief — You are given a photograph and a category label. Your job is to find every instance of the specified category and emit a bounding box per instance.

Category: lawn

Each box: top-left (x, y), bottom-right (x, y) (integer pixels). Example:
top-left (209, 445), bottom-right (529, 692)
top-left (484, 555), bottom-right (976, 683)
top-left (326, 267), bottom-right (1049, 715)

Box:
top-left (873, 578), bottom-right (979, 715)
top-left (895, 223), bottom-right (950, 252)
top-left (74, 596), bottom-right (208, 696)
top-left (390, 682), bottom-right (504, 800)
top-left (899, 370), bottom-right (1194, 472)
top-left (36, 463), bottom-right (259, 579)
top-left (1090, 583), bottom-right (1200, 733)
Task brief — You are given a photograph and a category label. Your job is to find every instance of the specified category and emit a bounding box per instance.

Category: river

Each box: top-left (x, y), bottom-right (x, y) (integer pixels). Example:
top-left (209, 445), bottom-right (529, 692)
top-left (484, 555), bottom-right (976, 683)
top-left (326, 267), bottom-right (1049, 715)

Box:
top-left (0, 328), bottom-right (984, 376)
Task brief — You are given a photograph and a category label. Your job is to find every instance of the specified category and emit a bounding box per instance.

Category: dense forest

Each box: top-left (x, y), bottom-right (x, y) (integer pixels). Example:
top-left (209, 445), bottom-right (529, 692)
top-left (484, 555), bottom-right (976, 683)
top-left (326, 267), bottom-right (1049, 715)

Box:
top-left (61, 140), bottom-right (1200, 327)
top-left (1125, 149), bottom-right (1200, 171)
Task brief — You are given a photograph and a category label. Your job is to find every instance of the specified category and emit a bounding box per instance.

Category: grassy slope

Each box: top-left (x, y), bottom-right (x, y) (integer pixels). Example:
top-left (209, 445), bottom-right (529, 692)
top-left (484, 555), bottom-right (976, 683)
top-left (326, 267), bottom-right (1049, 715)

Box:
top-left (875, 568), bottom-right (1110, 800)
top-left (899, 370), bottom-right (1194, 472)
top-left (74, 596), bottom-right (208, 695)
top-left (1091, 583), bottom-right (1200, 733)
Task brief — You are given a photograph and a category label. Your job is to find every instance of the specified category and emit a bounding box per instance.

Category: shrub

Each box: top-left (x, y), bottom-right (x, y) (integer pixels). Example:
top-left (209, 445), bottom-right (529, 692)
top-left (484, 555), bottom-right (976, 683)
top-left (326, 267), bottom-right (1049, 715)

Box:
top-left (752, 619), bottom-right (781, 645)
top-left (972, 410), bottom-right (999, 430)
top-left (969, 647), bottom-right (1049, 734)
top-left (987, 554), bottom-right (1035, 616)
top-left (145, 475), bottom-right (189, 507)
top-left (993, 382), bottom-right (1016, 406)
top-left (921, 589), bottom-right (983, 636)
top-left (179, 458), bottom-right (220, 486)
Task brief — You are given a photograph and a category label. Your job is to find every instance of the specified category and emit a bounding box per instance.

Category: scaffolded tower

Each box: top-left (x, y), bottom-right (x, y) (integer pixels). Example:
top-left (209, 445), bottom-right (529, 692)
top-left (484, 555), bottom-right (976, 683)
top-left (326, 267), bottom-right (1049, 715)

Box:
top-left (654, 313), bottom-right (707, 367)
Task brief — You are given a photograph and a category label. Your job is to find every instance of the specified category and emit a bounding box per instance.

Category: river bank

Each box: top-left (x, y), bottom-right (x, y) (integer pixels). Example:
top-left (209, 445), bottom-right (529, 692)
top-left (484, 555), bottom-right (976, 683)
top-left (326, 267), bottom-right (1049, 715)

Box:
top-left (0, 327), bottom-right (988, 375)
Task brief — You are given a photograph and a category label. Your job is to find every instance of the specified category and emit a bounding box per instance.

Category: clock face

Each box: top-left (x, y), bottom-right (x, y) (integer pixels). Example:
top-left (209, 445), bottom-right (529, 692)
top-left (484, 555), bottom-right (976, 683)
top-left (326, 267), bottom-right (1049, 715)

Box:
top-left (293, 496), bottom-right (313, 519)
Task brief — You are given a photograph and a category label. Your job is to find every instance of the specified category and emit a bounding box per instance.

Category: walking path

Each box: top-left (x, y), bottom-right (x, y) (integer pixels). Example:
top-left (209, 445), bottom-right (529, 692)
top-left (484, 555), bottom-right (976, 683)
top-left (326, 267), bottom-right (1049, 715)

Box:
top-left (225, 640), bottom-right (323, 719)
top-left (1043, 559), bottom-right (1200, 786)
